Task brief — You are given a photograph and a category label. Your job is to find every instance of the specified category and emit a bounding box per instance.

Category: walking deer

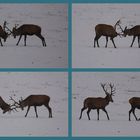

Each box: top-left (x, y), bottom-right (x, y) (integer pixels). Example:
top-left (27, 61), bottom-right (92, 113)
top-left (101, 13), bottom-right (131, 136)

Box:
top-left (129, 97), bottom-right (140, 121)
top-left (12, 24), bottom-right (47, 46)
top-left (79, 83), bottom-right (116, 120)
top-left (11, 95), bottom-right (52, 118)
top-left (94, 20), bottom-right (122, 48)
top-left (123, 25), bottom-right (140, 48)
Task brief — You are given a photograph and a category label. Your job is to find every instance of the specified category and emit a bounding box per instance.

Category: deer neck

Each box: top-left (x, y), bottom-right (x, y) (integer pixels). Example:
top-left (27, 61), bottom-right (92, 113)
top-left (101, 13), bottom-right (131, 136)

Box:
top-left (21, 100), bottom-right (28, 107)
top-left (105, 95), bottom-right (111, 104)
top-left (0, 103), bottom-right (9, 110)
top-left (126, 29), bottom-right (132, 36)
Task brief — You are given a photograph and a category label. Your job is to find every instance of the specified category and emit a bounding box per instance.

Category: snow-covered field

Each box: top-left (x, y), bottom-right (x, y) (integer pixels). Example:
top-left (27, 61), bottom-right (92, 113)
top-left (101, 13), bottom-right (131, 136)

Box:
top-left (0, 4), bottom-right (68, 68)
top-left (0, 72), bottom-right (68, 136)
top-left (72, 72), bottom-right (140, 136)
top-left (72, 4), bottom-right (140, 68)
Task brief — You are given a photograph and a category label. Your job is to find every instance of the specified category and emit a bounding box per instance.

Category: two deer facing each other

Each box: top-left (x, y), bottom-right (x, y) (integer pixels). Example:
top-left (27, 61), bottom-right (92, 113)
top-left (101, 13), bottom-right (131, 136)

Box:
top-left (94, 19), bottom-right (140, 48)
top-left (79, 83), bottom-right (140, 121)
top-left (0, 21), bottom-right (47, 47)
top-left (0, 95), bottom-right (52, 118)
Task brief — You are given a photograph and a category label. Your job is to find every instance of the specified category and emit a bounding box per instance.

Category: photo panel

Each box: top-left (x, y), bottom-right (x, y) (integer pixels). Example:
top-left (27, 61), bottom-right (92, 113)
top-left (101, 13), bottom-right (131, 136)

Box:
top-left (72, 72), bottom-right (140, 136)
top-left (72, 4), bottom-right (140, 68)
top-left (0, 72), bottom-right (68, 136)
top-left (0, 4), bottom-right (68, 68)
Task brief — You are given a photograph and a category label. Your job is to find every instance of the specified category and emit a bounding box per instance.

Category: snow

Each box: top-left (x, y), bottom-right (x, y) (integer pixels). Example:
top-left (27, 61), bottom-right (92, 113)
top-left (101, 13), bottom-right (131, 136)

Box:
top-left (0, 4), bottom-right (68, 68)
top-left (72, 72), bottom-right (140, 136)
top-left (72, 4), bottom-right (140, 68)
top-left (0, 72), bottom-right (68, 136)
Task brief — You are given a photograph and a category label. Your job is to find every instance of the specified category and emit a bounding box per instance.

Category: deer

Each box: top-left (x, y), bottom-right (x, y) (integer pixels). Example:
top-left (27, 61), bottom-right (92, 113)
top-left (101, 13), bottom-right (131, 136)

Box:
top-left (0, 96), bottom-right (11, 113)
top-left (94, 20), bottom-right (122, 48)
top-left (129, 97), bottom-right (140, 121)
top-left (123, 25), bottom-right (140, 48)
top-left (79, 83), bottom-right (116, 120)
top-left (0, 96), bottom-right (17, 114)
top-left (0, 21), bottom-right (9, 46)
top-left (10, 95), bottom-right (52, 118)
top-left (12, 24), bottom-right (47, 47)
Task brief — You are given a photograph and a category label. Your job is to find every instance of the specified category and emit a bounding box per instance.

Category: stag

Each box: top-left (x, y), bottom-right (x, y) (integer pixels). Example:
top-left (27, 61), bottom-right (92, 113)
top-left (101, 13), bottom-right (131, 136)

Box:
top-left (79, 83), bottom-right (116, 120)
top-left (123, 25), bottom-right (140, 48)
top-left (12, 24), bottom-right (47, 46)
top-left (94, 20), bottom-right (122, 48)
top-left (11, 95), bottom-right (52, 118)
top-left (0, 96), bottom-right (17, 113)
top-left (0, 96), bottom-right (11, 113)
top-left (0, 22), bottom-right (9, 46)
top-left (129, 97), bottom-right (140, 121)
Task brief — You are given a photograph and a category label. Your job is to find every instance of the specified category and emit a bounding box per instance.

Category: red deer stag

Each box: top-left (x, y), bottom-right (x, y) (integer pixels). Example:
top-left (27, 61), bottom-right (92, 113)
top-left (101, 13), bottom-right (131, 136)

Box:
top-left (79, 83), bottom-right (116, 120)
top-left (11, 95), bottom-right (52, 118)
top-left (0, 96), bottom-right (17, 113)
top-left (0, 96), bottom-right (11, 113)
top-left (94, 20), bottom-right (122, 48)
top-left (12, 24), bottom-right (47, 46)
top-left (123, 25), bottom-right (140, 48)
top-left (0, 22), bottom-right (9, 46)
top-left (129, 97), bottom-right (140, 121)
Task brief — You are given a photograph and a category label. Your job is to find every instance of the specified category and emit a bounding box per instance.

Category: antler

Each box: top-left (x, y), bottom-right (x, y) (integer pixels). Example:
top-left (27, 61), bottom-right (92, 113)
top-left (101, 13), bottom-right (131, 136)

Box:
top-left (114, 19), bottom-right (121, 30)
top-left (9, 96), bottom-right (20, 105)
top-left (109, 83), bottom-right (116, 96)
top-left (9, 96), bottom-right (21, 110)
top-left (15, 24), bottom-right (19, 29)
top-left (101, 83), bottom-right (108, 95)
top-left (114, 19), bottom-right (124, 34)
top-left (3, 21), bottom-right (13, 34)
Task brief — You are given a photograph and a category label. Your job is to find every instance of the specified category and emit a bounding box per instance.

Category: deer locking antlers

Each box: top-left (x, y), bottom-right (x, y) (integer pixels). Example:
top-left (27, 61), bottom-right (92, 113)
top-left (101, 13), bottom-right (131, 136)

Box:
top-left (4, 95), bottom-right (52, 118)
top-left (0, 21), bottom-right (47, 47)
top-left (94, 19), bottom-right (140, 48)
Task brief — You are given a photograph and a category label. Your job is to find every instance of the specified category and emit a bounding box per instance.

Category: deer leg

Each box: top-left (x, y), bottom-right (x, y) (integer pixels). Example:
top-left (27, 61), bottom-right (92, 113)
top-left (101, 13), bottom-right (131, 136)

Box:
top-left (16, 35), bottom-right (22, 46)
top-left (130, 36), bottom-right (136, 47)
top-left (138, 36), bottom-right (140, 48)
top-left (102, 108), bottom-right (110, 120)
top-left (129, 108), bottom-right (132, 121)
top-left (25, 106), bottom-right (30, 117)
top-left (105, 36), bottom-right (108, 48)
top-left (45, 104), bottom-right (52, 118)
top-left (0, 39), bottom-right (3, 46)
top-left (24, 35), bottom-right (27, 46)
top-left (79, 107), bottom-right (86, 120)
top-left (36, 34), bottom-right (47, 47)
top-left (111, 38), bottom-right (116, 48)
top-left (94, 35), bottom-right (100, 48)
top-left (34, 106), bottom-right (38, 118)
top-left (132, 108), bottom-right (138, 121)
top-left (87, 108), bottom-right (91, 120)
top-left (97, 109), bottom-right (100, 120)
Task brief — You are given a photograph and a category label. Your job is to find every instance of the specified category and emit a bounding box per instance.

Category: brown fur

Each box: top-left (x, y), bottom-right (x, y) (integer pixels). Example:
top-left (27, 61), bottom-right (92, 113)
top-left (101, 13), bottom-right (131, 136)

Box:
top-left (0, 96), bottom-right (11, 113)
top-left (79, 84), bottom-right (115, 120)
top-left (94, 24), bottom-right (118, 48)
top-left (0, 26), bottom-right (8, 46)
top-left (129, 97), bottom-right (140, 121)
top-left (19, 95), bottom-right (52, 118)
top-left (12, 24), bottom-right (46, 46)
top-left (123, 25), bottom-right (140, 48)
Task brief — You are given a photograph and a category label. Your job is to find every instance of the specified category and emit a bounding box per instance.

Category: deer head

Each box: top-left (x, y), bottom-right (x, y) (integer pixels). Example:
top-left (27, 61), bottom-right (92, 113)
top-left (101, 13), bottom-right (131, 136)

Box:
top-left (101, 83), bottom-right (116, 102)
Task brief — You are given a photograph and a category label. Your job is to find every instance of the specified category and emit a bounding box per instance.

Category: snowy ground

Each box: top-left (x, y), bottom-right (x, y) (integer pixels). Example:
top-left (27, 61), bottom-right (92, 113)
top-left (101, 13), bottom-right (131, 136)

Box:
top-left (72, 72), bottom-right (140, 136)
top-left (0, 72), bottom-right (68, 136)
top-left (0, 4), bottom-right (68, 68)
top-left (72, 4), bottom-right (140, 68)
